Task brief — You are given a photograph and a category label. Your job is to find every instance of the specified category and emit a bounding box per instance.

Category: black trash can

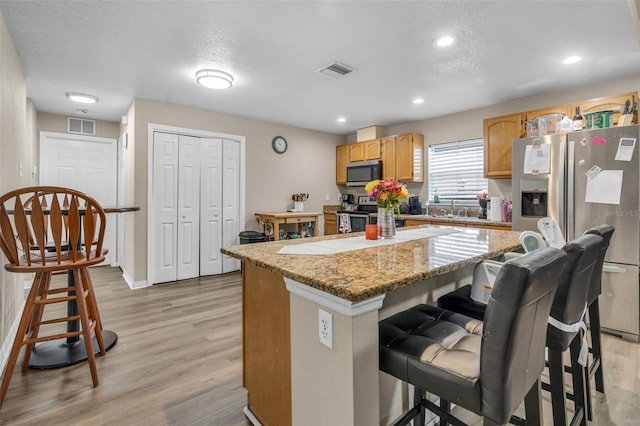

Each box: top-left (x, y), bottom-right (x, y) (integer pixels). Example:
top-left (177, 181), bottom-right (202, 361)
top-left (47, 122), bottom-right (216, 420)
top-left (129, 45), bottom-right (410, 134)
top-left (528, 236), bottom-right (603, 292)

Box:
top-left (239, 231), bottom-right (267, 244)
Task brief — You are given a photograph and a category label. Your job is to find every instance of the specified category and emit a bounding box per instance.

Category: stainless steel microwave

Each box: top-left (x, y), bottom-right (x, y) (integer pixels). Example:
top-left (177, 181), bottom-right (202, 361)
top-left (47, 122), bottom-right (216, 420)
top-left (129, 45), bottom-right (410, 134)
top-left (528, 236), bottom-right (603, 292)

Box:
top-left (346, 160), bottom-right (382, 186)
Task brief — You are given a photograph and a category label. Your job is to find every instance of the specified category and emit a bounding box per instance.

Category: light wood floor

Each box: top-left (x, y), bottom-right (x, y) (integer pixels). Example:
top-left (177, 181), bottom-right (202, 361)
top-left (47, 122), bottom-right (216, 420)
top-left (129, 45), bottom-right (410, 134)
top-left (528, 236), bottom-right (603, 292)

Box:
top-left (1, 266), bottom-right (639, 425)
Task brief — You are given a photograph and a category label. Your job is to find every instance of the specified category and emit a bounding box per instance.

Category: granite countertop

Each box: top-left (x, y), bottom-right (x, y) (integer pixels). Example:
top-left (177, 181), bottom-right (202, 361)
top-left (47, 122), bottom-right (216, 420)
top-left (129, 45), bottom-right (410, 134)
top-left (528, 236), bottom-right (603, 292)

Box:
top-left (397, 214), bottom-right (512, 228)
top-left (222, 225), bottom-right (522, 302)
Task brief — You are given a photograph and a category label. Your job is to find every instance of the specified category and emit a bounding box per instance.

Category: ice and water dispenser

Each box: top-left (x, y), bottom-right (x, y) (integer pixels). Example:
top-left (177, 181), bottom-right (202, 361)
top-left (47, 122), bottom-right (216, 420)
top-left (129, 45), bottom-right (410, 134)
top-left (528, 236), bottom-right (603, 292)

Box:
top-left (520, 179), bottom-right (548, 218)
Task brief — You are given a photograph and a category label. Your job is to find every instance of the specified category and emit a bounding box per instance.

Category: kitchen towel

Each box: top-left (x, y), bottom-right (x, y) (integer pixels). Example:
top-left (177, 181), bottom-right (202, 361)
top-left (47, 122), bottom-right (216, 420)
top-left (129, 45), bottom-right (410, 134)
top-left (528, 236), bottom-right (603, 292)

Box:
top-left (489, 196), bottom-right (502, 221)
top-left (277, 227), bottom-right (459, 255)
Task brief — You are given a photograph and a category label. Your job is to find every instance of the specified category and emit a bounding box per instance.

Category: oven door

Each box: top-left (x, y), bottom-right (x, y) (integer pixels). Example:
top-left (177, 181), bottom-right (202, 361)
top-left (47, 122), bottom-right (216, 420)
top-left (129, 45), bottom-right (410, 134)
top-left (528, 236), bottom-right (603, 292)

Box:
top-left (349, 214), bottom-right (369, 233)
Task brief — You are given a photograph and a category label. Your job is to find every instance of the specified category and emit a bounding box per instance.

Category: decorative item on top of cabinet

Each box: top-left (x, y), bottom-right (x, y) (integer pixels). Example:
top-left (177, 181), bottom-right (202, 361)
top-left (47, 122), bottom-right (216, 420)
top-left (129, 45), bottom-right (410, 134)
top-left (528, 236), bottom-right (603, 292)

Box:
top-left (572, 92), bottom-right (637, 127)
top-left (483, 113), bottom-right (525, 179)
top-left (381, 136), bottom-right (396, 180)
top-left (395, 132), bottom-right (424, 182)
top-left (336, 144), bottom-right (349, 184)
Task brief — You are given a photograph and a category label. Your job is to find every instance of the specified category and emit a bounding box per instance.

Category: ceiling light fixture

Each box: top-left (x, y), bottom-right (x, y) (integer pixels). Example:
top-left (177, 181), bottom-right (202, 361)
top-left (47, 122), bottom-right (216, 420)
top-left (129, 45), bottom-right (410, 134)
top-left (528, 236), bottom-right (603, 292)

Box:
top-left (413, 98), bottom-right (425, 104)
top-left (66, 92), bottom-right (99, 104)
top-left (434, 35), bottom-right (456, 47)
top-left (196, 69), bottom-right (234, 89)
top-left (337, 117), bottom-right (346, 123)
top-left (563, 56), bottom-right (581, 65)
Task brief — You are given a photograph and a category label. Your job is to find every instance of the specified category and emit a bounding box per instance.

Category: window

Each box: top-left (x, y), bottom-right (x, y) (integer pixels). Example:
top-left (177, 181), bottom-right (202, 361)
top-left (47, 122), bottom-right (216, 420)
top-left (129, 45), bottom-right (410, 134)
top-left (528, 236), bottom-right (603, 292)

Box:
top-left (428, 138), bottom-right (488, 204)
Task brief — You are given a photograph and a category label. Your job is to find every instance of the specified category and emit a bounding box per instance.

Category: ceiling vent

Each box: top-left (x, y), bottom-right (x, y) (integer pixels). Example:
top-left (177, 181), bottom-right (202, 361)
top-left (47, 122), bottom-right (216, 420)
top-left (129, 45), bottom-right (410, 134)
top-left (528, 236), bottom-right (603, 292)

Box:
top-left (316, 61), bottom-right (356, 78)
top-left (67, 117), bottom-right (96, 136)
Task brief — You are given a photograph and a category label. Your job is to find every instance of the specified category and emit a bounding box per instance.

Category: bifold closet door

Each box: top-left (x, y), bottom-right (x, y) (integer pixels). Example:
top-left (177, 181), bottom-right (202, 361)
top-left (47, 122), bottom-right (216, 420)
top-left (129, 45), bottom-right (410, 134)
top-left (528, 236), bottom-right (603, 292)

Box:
top-left (200, 138), bottom-right (240, 275)
top-left (152, 132), bottom-right (180, 284)
top-left (152, 133), bottom-right (201, 283)
top-left (152, 132), bottom-right (240, 283)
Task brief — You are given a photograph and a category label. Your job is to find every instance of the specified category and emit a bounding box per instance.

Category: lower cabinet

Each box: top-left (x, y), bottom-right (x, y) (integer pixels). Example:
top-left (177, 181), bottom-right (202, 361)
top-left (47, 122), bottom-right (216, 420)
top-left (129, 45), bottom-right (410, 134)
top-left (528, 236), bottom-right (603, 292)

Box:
top-left (324, 213), bottom-right (337, 235)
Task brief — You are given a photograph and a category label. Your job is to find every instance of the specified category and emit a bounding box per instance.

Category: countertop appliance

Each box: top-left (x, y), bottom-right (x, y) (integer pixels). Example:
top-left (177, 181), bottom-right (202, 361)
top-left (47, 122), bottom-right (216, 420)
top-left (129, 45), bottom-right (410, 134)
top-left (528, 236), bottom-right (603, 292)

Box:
top-left (346, 160), bottom-right (382, 187)
top-left (339, 193), bottom-right (355, 209)
top-left (408, 196), bottom-right (422, 215)
top-left (512, 125), bottom-right (640, 341)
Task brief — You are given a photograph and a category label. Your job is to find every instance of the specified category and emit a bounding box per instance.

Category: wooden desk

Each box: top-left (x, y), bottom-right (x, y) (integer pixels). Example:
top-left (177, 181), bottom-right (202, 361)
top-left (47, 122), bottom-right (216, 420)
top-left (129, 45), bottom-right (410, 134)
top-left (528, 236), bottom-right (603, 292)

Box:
top-left (255, 211), bottom-right (321, 241)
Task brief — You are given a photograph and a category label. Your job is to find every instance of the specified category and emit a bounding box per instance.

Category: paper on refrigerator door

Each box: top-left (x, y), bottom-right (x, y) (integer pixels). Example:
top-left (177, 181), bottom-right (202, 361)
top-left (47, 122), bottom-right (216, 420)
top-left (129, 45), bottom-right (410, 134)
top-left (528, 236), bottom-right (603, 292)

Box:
top-left (585, 170), bottom-right (623, 205)
top-left (614, 137), bottom-right (636, 162)
top-left (523, 144), bottom-right (551, 174)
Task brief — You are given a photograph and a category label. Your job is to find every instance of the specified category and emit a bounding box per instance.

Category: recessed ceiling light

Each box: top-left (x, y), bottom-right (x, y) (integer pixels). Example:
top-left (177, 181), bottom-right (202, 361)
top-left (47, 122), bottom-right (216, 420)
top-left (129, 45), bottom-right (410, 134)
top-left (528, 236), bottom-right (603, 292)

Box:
top-left (337, 117), bottom-right (346, 123)
top-left (66, 92), bottom-right (99, 104)
top-left (196, 69), bottom-right (234, 89)
top-left (434, 35), bottom-right (456, 47)
top-left (563, 56), bottom-right (581, 65)
top-left (413, 98), bottom-right (425, 104)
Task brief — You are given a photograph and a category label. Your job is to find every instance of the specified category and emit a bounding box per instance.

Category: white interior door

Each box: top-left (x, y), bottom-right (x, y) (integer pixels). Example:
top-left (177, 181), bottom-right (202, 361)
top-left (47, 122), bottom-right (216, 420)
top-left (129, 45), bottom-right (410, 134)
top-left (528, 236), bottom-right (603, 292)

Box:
top-left (200, 138), bottom-right (223, 275)
top-left (152, 132), bottom-right (179, 284)
top-left (39, 131), bottom-right (117, 265)
top-left (222, 139), bottom-right (241, 273)
top-left (177, 135), bottom-right (201, 280)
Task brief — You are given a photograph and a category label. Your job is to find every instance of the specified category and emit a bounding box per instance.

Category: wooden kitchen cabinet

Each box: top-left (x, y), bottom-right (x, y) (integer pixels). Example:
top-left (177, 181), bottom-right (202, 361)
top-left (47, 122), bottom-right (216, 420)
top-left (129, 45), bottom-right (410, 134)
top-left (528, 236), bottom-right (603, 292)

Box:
top-left (483, 113), bottom-right (525, 179)
top-left (363, 139), bottom-right (381, 160)
top-left (395, 132), bottom-right (424, 182)
top-left (572, 92), bottom-right (636, 127)
top-left (336, 144), bottom-right (349, 184)
top-left (380, 136), bottom-right (396, 180)
top-left (324, 213), bottom-right (337, 235)
top-left (349, 142), bottom-right (364, 162)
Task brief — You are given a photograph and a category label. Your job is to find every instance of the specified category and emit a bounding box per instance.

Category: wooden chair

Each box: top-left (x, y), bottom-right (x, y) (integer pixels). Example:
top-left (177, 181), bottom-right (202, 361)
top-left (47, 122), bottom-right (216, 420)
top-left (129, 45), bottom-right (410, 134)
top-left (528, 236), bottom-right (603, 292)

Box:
top-left (0, 186), bottom-right (108, 409)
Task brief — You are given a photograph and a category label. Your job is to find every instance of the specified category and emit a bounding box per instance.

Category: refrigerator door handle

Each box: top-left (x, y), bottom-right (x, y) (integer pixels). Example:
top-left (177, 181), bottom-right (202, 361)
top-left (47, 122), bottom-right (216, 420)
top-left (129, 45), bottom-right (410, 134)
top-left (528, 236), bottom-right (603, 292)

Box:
top-left (566, 139), bottom-right (574, 241)
top-left (602, 263), bottom-right (628, 274)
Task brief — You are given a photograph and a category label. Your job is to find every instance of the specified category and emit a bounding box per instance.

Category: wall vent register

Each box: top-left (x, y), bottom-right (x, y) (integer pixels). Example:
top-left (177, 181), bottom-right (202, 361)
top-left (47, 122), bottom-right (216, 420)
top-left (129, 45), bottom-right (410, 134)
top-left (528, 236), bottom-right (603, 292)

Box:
top-left (67, 117), bottom-right (96, 135)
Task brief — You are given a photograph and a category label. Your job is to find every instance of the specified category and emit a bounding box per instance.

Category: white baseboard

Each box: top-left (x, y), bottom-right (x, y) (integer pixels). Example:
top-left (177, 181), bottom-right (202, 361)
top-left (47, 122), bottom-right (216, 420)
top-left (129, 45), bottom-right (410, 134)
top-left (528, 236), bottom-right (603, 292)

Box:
top-left (122, 270), bottom-right (149, 289)
top-left (243, 406), bottom-right (262, 426)
top-left (0, 300), bottom-right (25, 378)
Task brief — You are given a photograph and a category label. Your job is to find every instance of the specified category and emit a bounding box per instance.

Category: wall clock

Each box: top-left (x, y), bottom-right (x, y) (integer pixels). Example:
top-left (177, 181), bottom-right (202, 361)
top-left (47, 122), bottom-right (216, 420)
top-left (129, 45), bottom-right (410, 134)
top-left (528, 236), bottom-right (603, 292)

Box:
top-left (272, 136), bottom-right (288, 154)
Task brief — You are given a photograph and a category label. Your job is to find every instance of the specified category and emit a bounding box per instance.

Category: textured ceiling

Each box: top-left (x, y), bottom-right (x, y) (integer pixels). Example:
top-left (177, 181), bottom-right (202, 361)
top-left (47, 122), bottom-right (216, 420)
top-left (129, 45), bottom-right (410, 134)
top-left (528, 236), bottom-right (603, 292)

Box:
top-left (1, 0), bottom-right (639, 135)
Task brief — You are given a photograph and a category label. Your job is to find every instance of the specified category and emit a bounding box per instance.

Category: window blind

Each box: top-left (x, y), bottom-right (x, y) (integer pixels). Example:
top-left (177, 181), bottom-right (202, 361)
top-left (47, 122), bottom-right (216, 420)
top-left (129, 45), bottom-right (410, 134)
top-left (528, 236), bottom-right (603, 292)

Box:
top-left (428, 139), bottom-right (488, 203)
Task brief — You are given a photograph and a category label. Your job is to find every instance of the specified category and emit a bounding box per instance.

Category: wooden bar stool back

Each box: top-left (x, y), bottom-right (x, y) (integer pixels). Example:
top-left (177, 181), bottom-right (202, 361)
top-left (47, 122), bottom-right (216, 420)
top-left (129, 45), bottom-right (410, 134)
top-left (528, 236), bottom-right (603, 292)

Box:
top-left (0, 186), bottom-right (108, 409)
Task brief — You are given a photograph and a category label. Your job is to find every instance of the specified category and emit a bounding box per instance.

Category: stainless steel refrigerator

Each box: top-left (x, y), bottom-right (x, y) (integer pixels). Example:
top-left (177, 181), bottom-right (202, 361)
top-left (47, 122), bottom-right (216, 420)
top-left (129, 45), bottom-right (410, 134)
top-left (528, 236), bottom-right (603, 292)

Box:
top-left (512, 125), bottom-right (640, 341)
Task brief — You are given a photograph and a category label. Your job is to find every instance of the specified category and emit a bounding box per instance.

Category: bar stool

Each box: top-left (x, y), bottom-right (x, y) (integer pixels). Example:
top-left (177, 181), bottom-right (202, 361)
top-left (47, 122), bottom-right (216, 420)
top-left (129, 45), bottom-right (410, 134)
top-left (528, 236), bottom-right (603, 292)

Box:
top-left (0, 186), bottom-right (107, 409)
top-left (437, 233), bottom-right (602, 426)
top-left (379, 247), bottom-right (567, 425)
top-left (583, 224), bottom-right (614, 418)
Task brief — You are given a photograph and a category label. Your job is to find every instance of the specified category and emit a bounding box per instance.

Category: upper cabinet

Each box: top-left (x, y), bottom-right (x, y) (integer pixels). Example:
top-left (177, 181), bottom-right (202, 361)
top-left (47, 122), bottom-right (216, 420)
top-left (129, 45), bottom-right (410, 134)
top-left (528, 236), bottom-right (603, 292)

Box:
top-left (336, 145), bottom-right (348, 185)
top-left (396, 132), bottom-right (424, 182)
top-left (349, 143), bottom-right (364, 162)
top-left (381, 136), bottom-right (396, 180)
top-left (363, 139), bottom-right (381, 160)
top-left (483, 113), bottom-right (524, 179)
top-left (336, 132), bottom-right (424, 184)
top-left (348, 140), bottom-right (381, 162)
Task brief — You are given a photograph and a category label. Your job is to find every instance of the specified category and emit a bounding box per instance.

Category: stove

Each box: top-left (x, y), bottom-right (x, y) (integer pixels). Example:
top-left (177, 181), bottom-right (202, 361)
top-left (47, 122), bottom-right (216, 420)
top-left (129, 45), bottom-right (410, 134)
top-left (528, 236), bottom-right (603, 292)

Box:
top-left (336, 196), bottom-right (376, 233)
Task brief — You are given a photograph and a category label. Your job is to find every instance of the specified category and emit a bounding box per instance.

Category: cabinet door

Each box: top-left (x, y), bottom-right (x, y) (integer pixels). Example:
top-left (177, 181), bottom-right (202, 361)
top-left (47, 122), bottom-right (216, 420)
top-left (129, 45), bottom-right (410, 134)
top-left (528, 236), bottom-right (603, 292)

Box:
top-left (483, 113), bottom-right (524, 178)
top-left (396, 133), bottom-right (424, 182)
top-left (573, 92), bottom-right (636, 126)
top-left (381, 137), bottom-right (396, 180)
top-left (324, 215), bottom-right (337, 235)
top-left (336, 145), bottom-right (349, 184)
top-left (349, 142), bottom-right (364, 162)
top-left (364, 139), bottom-right (381, 160)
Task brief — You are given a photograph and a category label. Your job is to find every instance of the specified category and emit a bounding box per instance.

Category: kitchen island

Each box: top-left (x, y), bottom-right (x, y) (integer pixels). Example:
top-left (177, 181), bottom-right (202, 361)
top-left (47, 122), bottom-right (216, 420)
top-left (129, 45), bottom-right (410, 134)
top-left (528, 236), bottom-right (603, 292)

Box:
top-left (221, 225), bottom-right (522, 426)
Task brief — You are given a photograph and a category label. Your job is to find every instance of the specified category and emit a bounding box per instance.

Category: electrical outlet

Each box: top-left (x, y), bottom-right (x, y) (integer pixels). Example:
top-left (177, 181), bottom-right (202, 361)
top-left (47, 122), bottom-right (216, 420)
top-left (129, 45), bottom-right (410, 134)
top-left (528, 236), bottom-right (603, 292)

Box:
top-left (325, 193), bottom-right (330, 201)
top-left (319, 308), bottom-right (333, 349)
